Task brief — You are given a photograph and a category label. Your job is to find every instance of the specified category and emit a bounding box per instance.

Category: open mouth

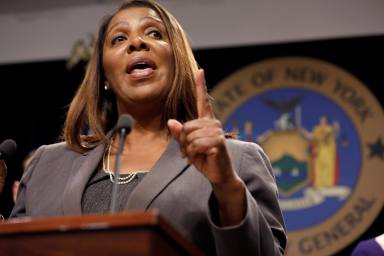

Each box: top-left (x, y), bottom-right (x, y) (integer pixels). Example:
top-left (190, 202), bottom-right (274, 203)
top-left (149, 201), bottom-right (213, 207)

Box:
top-left (127, 58), bottom-right (157, 74)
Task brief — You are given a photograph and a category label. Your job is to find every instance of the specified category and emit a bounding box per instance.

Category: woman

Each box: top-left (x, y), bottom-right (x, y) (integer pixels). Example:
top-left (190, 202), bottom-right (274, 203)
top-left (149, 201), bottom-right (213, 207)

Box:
top-left (11, 1), bottom-right (287, 255)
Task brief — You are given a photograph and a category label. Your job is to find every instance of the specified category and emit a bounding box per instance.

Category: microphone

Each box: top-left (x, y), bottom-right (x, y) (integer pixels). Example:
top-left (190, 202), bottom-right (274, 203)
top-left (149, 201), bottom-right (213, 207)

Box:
top-left (0, 139), bottom-right (17, 160)
top-left (110, 114), bottom-right (133, 213)
top-left (0, 139), bottom-right (17, 194)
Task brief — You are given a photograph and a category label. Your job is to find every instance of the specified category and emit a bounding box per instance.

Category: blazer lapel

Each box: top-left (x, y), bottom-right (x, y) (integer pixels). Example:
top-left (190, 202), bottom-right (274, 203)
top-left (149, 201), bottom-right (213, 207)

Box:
top-left (62, 143), bottom-right (106, 215)
top-left (125, 138), bottom-right (189, 210)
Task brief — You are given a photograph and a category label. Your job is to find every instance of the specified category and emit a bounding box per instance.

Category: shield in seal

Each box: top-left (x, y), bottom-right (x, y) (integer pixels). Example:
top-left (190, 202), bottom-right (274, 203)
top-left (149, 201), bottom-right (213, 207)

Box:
top-left (259, 128), bottom-right (311, 197)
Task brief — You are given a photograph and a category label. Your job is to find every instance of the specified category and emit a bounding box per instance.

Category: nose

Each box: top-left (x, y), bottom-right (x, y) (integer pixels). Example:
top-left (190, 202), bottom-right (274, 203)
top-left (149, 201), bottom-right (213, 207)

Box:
top-left (127, 35), bottom-right (149, 53)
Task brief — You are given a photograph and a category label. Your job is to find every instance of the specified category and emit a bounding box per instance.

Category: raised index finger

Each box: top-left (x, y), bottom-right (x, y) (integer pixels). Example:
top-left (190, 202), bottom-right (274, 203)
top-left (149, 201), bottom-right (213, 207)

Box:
top-left (196, 69), bottom-right (215, 118)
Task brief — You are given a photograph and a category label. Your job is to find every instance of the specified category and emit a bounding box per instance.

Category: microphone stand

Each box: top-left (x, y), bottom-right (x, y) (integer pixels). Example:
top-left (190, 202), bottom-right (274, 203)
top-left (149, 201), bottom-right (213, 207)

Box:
top-left (110, 127), bottom-right (127, 213)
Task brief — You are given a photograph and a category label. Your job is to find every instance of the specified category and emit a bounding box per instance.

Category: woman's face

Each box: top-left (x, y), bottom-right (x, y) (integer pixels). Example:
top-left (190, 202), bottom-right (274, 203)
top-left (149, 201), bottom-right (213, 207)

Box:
top-left (103, 7), bottom-right (174, 112)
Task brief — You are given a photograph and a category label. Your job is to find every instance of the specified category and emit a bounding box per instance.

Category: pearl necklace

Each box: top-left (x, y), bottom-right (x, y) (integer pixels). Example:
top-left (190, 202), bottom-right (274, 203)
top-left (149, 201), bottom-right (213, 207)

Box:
top-left (102, 142), bottom-right (147, 185)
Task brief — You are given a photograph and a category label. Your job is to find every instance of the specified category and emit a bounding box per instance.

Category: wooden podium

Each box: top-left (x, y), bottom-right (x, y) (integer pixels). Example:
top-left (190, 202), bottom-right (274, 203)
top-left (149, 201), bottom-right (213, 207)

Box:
top-left (0, 210), bottom-right (203, 255)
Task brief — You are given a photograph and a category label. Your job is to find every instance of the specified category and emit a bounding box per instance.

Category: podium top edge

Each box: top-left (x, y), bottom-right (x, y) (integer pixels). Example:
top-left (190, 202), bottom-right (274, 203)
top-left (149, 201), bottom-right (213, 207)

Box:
top-left (0, 210), bottom-right (161, 234)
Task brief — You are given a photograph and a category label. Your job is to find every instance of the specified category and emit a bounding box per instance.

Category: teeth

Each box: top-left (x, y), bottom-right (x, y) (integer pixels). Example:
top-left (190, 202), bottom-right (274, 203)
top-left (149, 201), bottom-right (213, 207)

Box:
top-left (128, 60), bottom-right (155, 74)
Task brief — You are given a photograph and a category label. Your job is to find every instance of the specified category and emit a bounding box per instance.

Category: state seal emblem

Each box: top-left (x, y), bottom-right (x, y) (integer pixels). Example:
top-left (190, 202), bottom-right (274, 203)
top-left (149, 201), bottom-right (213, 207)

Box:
top-left (211, 57), bottom-right (384, 256)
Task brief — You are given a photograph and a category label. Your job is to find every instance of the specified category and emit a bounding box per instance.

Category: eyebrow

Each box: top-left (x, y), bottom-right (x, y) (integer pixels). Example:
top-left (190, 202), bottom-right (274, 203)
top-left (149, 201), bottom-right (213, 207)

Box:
top-left (107, 15), bottom-right (164, 35)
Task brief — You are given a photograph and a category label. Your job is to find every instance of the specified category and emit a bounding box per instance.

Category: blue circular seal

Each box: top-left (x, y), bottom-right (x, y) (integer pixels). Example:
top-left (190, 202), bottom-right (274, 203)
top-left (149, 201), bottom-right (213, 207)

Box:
top-left (211, 57), bottom-right (384, 256)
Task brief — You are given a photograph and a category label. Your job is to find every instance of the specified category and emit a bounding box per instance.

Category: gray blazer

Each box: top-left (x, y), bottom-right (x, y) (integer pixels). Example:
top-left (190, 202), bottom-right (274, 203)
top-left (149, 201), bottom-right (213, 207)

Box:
top-left (11, 138), bottom-right (286, 255)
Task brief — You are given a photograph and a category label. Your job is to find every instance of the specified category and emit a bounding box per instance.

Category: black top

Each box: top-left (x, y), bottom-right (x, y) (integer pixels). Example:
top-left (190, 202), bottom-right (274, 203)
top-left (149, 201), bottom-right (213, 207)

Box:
top-left (82, 170), bottom-right (148, 214)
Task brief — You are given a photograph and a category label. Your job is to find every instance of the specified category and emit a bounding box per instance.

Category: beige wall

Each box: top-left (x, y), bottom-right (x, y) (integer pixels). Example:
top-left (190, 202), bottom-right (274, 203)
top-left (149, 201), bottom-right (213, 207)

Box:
top-left (0, 0), bottom-right (383, 64)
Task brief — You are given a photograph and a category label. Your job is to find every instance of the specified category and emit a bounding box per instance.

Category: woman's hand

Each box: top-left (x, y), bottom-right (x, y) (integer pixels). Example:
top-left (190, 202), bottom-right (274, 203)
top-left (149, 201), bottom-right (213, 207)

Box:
top-left (167, 69), bottom-right (246, 226)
